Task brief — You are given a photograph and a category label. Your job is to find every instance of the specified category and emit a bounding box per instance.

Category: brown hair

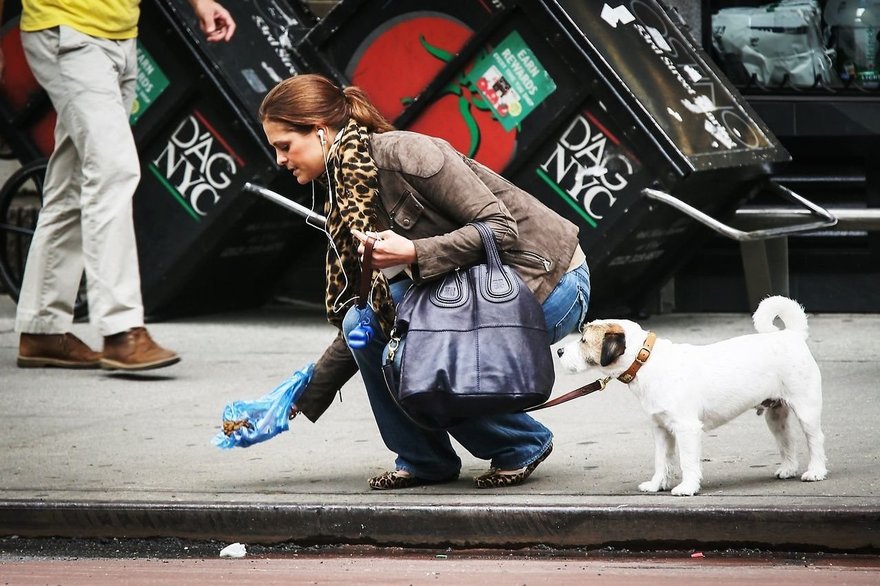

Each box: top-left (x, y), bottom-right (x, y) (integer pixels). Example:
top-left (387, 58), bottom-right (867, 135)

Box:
top-left (259, 74), bottom-right (394, 134)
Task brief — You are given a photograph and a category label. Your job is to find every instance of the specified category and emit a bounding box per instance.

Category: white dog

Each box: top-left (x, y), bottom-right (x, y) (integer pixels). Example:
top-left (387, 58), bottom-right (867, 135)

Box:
top-left (558, 296), bottom-right (827, 496)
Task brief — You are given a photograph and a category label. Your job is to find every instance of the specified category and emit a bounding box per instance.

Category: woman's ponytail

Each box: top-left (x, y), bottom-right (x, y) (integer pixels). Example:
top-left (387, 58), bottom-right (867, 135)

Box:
top-left (343, 86), bottom-right (395, 133)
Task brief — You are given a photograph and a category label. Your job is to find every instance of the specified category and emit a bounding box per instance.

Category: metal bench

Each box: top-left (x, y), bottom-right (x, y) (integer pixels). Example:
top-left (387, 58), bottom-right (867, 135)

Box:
top-left (733, 206), bottom-right (880, 309)
top-left (641, 183), bottom-right (863, 309)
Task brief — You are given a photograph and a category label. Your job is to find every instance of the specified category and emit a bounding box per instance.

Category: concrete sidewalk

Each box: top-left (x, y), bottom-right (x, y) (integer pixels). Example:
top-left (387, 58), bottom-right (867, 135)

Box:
top-left (0, 295), bottom-right (877, 552)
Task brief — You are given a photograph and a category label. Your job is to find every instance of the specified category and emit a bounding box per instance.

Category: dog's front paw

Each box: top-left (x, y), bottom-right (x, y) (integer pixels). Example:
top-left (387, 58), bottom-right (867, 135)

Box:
top-left (775, 464), bottom-right (799, 479)
top-left (670, 482), bottom-right (700, 496)
top-left (801, 467), bottom-right (828, 482)
top-left (638, 480), bottom-right (661, 493)
top-left (638, 475), bottom-right (673, 492)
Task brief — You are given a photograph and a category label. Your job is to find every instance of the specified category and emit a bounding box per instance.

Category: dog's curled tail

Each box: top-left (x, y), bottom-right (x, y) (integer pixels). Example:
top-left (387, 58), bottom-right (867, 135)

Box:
top-left (752, 295), bottom-right (809, 339)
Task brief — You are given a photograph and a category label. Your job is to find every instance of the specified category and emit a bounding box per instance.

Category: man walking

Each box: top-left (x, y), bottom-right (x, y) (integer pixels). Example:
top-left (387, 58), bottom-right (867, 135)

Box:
top-left (15, 0), bottom-right (235, 370)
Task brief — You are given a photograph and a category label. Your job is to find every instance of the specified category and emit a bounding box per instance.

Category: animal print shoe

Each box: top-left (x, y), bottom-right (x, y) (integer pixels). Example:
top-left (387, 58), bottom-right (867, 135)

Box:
top-left (368, 470), bottom-right (459, 490)
top-left (474, 443), bottom-right (553, 489)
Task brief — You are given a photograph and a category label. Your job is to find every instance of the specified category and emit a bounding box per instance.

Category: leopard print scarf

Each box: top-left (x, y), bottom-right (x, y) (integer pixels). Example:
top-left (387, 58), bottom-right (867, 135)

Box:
top-left (324, 119), bottom-right (395, 337)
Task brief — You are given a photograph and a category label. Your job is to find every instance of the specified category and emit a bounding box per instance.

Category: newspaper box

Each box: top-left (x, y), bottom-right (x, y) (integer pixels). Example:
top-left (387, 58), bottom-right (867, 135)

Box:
top-left (132, 0), bottom-right (319, 317)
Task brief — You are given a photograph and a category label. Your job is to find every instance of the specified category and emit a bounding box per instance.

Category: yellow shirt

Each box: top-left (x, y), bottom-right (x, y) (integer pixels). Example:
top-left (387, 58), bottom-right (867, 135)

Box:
top-left (21, 0), bottom-right (140, 39)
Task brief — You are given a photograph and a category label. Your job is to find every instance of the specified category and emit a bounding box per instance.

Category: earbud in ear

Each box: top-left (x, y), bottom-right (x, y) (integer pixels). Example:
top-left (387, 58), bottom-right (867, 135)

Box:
top-left (317, 128), bottom-right (326, 145)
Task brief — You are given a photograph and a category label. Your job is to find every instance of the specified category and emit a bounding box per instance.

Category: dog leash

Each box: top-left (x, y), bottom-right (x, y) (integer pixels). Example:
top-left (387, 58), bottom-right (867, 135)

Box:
top-left (523, 376), bottom-right (612, 412)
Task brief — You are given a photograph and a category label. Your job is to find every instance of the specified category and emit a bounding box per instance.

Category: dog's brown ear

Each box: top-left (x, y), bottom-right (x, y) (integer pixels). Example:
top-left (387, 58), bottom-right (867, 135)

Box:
top-left (600, 332), bottom-right (626, 366)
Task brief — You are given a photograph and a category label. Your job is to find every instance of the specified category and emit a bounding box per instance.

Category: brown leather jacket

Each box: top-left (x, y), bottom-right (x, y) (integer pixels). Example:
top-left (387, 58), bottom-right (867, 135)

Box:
top-left (297, 131), bottom-right (580, 422)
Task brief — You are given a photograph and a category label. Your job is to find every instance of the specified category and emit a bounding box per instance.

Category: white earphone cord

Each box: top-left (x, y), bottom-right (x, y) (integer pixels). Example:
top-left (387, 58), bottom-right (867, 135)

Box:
top-left (301, 127), bottom-right (357, 314)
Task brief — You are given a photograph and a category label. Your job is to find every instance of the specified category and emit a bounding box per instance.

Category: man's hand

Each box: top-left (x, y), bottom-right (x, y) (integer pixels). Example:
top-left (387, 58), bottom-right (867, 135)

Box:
top-left (351, 229), bottom-right (417, 269)
top-left (189, 0), bottom-right (236, 42)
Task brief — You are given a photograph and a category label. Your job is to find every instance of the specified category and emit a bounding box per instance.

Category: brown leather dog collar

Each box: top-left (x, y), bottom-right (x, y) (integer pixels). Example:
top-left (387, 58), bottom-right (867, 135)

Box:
top-left (617, 331), bottom-right (656, 384)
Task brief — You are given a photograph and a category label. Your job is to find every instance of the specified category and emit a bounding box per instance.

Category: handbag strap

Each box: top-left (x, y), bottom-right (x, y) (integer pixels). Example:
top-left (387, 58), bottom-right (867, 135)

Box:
top-left (471, 222), bottom-right (516, 298)
top-left (472, 222), bottom-right (503, 269)
top-left (357, 235), bottom-right (378, 310)
top-left (523, 377), bottom-right (611, 412)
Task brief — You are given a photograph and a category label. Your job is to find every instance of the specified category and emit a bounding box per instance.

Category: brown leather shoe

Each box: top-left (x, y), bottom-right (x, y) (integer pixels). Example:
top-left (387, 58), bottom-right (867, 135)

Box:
top-left (18, 333), bottom-right (101, 369)
top-left (101, 327), bottom-right (180, 371)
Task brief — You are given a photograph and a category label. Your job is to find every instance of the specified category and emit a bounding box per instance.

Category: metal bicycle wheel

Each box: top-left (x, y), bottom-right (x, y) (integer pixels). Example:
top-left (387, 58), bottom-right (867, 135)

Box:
top-left (0, 159), bottom-right (89, 318)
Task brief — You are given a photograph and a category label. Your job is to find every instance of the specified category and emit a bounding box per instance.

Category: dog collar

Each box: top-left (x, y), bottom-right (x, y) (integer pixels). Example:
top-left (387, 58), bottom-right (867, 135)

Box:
top-left (617, 331), bottom-right (656, 384)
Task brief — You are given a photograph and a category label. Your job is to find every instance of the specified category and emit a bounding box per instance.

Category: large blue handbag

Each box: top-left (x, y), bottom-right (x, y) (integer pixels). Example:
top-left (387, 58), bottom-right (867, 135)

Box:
top-left (381, 222), bottom-right (554, 429)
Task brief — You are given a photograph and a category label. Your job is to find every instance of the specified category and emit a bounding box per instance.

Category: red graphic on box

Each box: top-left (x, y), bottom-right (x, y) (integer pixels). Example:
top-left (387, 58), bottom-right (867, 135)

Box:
top-left (348, 15), bottom-right (517, 172)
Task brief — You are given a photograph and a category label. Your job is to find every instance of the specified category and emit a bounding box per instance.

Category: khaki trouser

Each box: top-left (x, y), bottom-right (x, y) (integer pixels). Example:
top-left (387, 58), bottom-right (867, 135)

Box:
top-left (16, 26), bottom-right (144, 336)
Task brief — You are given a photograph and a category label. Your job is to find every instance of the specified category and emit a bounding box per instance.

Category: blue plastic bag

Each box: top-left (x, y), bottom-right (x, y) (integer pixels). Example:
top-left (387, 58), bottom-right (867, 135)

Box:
top-left (213, 363), bottom-right (315, 449)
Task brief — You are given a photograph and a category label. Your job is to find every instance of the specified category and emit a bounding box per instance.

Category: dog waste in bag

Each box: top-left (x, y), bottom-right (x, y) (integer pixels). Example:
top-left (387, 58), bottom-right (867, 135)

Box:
top-left (213, 363), bottom-right (314, 449)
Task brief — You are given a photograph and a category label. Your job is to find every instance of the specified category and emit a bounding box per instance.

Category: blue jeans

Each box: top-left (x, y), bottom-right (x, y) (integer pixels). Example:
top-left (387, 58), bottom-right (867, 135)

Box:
top-left (342, 262), bottom-right (590, 479)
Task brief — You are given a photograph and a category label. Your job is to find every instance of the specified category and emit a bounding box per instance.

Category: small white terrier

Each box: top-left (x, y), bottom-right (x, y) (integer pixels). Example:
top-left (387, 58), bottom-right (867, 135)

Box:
top-left (558, 296), bottom-right (828, 496)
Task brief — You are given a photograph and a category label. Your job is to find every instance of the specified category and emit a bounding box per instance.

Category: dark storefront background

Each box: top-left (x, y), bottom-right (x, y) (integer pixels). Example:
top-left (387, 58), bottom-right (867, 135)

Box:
top-left (673, 0), bottom-right (880, 312)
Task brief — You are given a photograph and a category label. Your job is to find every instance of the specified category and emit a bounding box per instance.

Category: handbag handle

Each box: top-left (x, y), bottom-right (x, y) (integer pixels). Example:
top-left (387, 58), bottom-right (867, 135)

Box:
top-left (471, 222), bottom-right (517, 300)
top-left (357, 235), bottom-right (378, 310)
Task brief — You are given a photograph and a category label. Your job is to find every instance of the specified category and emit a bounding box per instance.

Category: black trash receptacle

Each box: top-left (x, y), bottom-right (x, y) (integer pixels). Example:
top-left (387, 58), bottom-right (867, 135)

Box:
top-left (296, 0), bottom-right (834, 316)
top-left (131, 0), bottom-right (320, 318)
